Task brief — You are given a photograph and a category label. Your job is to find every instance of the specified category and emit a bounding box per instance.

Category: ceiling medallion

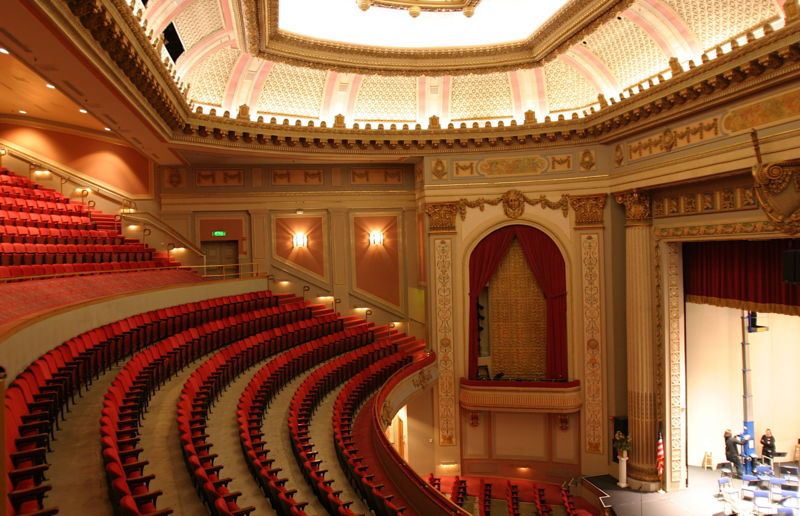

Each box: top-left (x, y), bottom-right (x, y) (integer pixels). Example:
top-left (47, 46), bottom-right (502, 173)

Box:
top-left (356, 0), bottom-right (481, 17)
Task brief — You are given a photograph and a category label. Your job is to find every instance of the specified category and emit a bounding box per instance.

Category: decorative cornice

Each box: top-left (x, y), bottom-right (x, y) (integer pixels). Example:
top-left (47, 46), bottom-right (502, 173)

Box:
top-left (750, 132), bottom-right (800, 234)
top-left (653, 221), bottom-right (780, 239)
top-left (63, 0), bottom-right (186, 130)
top-left (245, 0), bottom-right (628, 75)
top-left (425, 202), bottom-right (459, 233)
top-left (459, 381), bottom-right (583, 413)
top-left (569, 194), bottom-right (607, 227)
top-left (456, 190), bottom-right (569, 220)
top-left (614, 191), bottom-right (651, 223)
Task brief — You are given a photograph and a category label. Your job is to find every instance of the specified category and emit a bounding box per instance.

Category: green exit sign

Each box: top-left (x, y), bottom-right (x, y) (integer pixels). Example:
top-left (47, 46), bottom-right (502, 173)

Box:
top-left (211, 230), bottom-right (227, 237)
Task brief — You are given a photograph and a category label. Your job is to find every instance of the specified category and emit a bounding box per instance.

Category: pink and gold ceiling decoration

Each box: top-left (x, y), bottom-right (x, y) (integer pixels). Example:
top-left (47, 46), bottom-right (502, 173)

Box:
top-left (142, 0), bottom-right (786, 127)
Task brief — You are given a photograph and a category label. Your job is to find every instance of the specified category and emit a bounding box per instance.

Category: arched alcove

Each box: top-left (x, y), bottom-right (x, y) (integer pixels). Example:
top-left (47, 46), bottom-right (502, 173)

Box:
top-left (467, 224), bottom-right (568, 381)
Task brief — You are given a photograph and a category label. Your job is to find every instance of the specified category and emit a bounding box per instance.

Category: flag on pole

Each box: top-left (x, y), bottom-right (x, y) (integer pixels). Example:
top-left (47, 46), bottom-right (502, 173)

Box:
top-left (656, 430), bottom-right (665, 481)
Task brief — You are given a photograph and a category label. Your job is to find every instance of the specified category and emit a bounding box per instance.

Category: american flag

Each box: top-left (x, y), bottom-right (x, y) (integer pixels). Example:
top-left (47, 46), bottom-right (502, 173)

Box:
top-left (656, 430), bottom-right (665, 481)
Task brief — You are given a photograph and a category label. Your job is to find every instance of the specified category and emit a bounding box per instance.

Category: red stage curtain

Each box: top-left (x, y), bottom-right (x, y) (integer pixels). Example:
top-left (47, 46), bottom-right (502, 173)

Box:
top-left (468, 225), bottom-right (568, 380)
top-left (683, 239), bottom-right (800, 316)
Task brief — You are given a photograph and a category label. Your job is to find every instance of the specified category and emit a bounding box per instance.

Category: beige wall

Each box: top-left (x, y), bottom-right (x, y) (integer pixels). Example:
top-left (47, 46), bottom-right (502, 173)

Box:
top-left (686, 303), bottom-right (800, 467)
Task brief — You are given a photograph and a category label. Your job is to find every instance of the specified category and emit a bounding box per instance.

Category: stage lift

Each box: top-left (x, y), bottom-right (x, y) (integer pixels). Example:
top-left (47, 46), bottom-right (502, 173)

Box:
top-left (739, 311), bottom-right (769, 474)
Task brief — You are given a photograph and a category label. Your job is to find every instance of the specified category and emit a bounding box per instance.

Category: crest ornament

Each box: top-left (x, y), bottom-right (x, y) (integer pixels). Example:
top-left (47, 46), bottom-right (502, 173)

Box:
top-left (751, 130), bottom-right (800, 234)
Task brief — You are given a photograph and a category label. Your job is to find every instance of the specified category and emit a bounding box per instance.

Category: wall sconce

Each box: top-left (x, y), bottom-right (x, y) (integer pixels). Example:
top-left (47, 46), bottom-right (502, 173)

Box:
top-left (32, 168), bottom-right (51, 177)
top-left (302, 285), bottom-right (310, 300)
top-left (292, 232), bottom-right (308, 248)
top-left (365, 309), bottom-right (373, 321)
top-left (369, 230), bottom-right (384, 246)
top-left (0, 148), bottom-right (7, 156)
top-left (469, 412), bottom-right (480, 428)
top-left (559, 415), bottom-right (570, 431)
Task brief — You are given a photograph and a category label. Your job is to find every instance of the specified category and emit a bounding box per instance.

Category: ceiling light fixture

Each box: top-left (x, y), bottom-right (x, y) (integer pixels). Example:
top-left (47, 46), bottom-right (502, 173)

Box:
top-left (0, 48), bottom-right (9, 55)
top-left (104, 127), bottom-right (111, 131)
top-left (18, 110), bottom-right (27, 115)
top-left (46, 83), bottom-right (55, 90)
top-left (79, 109), bottom-right (88, 114)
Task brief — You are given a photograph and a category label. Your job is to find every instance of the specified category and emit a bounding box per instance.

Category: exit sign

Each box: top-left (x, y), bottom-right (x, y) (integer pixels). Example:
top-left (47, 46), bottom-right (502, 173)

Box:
top-left (211, 230), bottom-right (227, 237)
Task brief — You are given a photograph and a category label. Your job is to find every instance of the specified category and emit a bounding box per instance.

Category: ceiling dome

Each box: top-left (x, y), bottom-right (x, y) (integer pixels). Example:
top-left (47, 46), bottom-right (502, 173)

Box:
top-left (141, 0), bottom-right (786, 127)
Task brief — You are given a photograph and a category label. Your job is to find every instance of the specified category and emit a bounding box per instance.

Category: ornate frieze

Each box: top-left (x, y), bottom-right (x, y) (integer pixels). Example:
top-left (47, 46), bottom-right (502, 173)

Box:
top-left (569, 194), bottom-right (607, 226)
top-left (652, 187), bottom-right (757, 218)
top-left (664, 243), bottom-right (685, 483)
top-left (627, 118), bottom-right (719, 161)
top-left (425, 203), bottom-right (459, 233)
top-left (457, 190), bottom-right (569, 220)
top-left (434, 239), bottom-right (456, 446)
top-left (615, 191), bottom-right (652, 223)
top-left (580, 234), bottom-right (603, 454)
top-left (654, 221), bottom-right (780, 239)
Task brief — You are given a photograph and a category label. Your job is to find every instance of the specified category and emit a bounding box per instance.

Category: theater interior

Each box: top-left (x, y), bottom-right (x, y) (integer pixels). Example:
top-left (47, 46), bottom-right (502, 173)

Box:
top-left (1, 0), bottom-right (800, 515)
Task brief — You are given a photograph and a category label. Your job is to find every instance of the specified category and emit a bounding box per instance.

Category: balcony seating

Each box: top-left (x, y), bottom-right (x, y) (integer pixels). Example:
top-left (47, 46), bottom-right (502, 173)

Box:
top-left (287, 331), bottom-right (419, 516)
top-left (0, 168), bottom-right (178, 280)
top-left (5, 290), bottom-right (285, 515)
top-left (101, 299), bottom-right (321, 515)
top-left (236, 320), bottom-right (384, 515)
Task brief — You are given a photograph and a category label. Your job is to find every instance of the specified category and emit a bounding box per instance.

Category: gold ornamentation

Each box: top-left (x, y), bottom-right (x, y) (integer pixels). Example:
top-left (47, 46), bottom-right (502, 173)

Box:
top-left (581, 234), bottom-right (603, 454)
top-left (628, 119), bottom-right (719, 161)
top-left (412, 368), bottom-right (433, 389)
top-left (579, 150), bottom-right (596, 171)
top-left (614, 191), bottom-right (651, 222)
top-left (425, 203), bottom-right (459, 233)
top-left (550, 155), bottom-right (572, 171)
top-left (361, 0), bottom-right (481, 15)
top-left (434, 239), bottom-right (456, 446)
top-left (457, 190), bottom-right (569, 220)
top-left (453, 161), bottom-right (476, 177)
top-left (432, 159), bottom-right (448, 180)
top-left (196, 169), bottom-right (245, 186)
top-left (569, 194), bottom-right (607, 226)
top-left (380, 399), bottom-right (394, 427)
top-left (614, 145), bottom-right (624, 166)
top-left (653, 221), bottom-right (780, 239)
top-left (477, 156), bottom-right (549, 177)
top-left (722, 87), bottom-right (800, 134)
top-left (665, 242), bottom-right (685, 481)
top-left (751, 131), bottom-right (800, 234)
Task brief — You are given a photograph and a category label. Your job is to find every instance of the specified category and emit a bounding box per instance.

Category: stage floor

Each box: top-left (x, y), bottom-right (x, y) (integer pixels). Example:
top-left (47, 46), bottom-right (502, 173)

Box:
top-left (586, 465), bottom-right (799, 516)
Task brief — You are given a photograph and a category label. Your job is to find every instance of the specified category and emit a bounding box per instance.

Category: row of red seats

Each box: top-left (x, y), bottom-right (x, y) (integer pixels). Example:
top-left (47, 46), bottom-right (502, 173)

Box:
top-left (0, 261), bottom-right (174, 280)
top-left (288, 333), bottom-right (411, 515)
top-left (506, 481), bottom-right (520, 516)
top-left (101, 300), bottom-right (316, 515)
top-left (179, 310), bottom-right (347, 516)
top-left (0, 225), bottom-right (124, 245)
top-left (0, 184), bottom-right (66, 203)
top-left (0, 196), bottom-right (88, 216)
top-left (0, 242), bottom-right (153, 266)
top-left (236, 320), bottom-right (376, 516)
top-left (450, 477), bottom-right (467, 506)
top-left (5, 290), bottom-right (282, 515)
top-left (0, 169), bottom-right (46, 190)
top-left (479, 480), bottom-right (492, 516)
top-left (0, 209), bottom-right (93, 229)
top-left (332, 339), bottom-right (423, 516)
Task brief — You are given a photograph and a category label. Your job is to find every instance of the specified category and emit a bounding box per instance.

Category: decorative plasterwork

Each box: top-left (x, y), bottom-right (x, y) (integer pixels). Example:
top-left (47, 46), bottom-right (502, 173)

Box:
top-left (172, 0), bottom-right (224, 51)
top-left (254, 63), bottom-right (326, 118)
top-left (751, 133), bottom-right (800, 234)
top-left (543, 58), bottom-right (601, 114)
top-left (459, 382), bottom-right (583, 412)
top-left (663, 0), bottom-right (781, 52)
top-left (360, 0), bottom-right (481, 15)
top-left (653, 221), bottom-right (780, 239)
top-left (580, 233), bottom-right (604, 454)
top-left (433, 238), bottom-right (457, 446)
top-left (456, 190), bottom-right (570, 220)
top-left (353, 75), bottom-right (417, 122)
top-left (628, 118), bottom-right (719, 161)
top-left (449, 73), bottom-right (513, 121)
top-left (615, 191), bottom-right (652, 222)
top-left (652, 187), bottom-right (757, 218)
top-left (569, 194), bottom-right (607, 226)
top-left (664, 241), bottom-right (685, 484)
top-left (247, 0), bottom-right (631, 75)
top-left (425, 203), bottom-right (459, 233)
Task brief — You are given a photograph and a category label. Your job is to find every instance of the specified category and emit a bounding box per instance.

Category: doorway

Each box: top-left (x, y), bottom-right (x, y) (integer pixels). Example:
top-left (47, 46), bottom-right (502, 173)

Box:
top-left (201, 240), bottom-right (239, 278)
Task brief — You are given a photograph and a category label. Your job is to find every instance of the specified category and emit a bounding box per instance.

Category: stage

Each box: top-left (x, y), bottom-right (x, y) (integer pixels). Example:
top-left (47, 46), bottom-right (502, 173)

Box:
top-left (586, 465), bottom-right (799, 515)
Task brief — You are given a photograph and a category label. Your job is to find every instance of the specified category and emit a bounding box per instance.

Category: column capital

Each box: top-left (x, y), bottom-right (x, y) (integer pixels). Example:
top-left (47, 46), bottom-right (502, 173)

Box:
top-left (425, 202), bottom-right (459, 233)
top-left (569, 194), bottom-right (607, 227)
top-left (615, 191), bottom-right (652, 223)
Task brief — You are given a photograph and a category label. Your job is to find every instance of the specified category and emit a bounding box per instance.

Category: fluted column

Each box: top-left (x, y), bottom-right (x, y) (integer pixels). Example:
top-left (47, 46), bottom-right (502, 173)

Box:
top-left (615, 192), bottom-right (659, 489)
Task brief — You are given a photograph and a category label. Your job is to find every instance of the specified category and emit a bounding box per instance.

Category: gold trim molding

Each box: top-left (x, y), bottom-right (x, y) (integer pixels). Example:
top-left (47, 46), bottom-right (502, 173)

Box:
top-left (614, 191), bottom-right (651, 223)
top-left (425, 203), bottom-right (459, 233)
top-left (433, 238), bottom-right (457, 446)
top-left (457, 190), bottom-right (569, 220)
top-left (459, 383), bottom-right (582, 413)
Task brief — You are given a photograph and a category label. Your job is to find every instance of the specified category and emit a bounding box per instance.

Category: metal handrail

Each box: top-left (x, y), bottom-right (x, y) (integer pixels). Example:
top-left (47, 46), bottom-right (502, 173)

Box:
top-left (0, 262), bottom-right (262, 283)
top-left (121, 211), bottom-right (205, 261)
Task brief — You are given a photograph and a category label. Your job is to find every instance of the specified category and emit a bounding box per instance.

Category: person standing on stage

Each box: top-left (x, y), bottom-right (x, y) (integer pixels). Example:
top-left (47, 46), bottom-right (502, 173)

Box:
top-left (761, 428), bottom-right (776, 461)
top-left (725, 429), bottom-right (744, 477)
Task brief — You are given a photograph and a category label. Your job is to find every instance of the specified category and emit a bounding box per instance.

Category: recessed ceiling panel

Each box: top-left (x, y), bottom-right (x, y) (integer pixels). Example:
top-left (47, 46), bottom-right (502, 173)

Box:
top-left (278, 0), bottom-right (570, 48)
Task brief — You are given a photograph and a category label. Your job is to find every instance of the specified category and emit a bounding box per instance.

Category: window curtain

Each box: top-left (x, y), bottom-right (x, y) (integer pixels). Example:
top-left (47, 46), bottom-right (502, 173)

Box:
top-left (683, 239), bottom-right (800, 316)
top-left (468, 225), bottom-right (568, 380)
